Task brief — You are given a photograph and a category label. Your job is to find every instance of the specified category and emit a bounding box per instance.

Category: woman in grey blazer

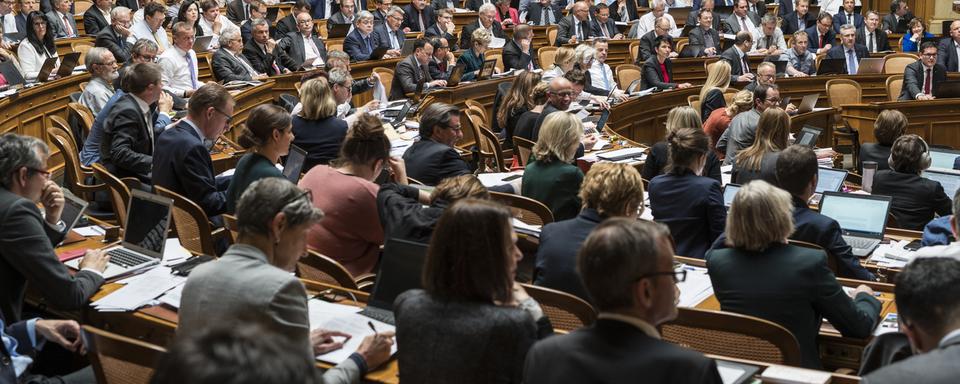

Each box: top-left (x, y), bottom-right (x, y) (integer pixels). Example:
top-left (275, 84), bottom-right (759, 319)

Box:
top-left (394, 199), bottom-right (553, 384)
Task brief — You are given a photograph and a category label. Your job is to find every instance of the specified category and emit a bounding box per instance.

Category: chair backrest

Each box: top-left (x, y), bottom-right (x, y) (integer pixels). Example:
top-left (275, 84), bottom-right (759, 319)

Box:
top-left (464, 108), bottom-right (507, 172)
top-left (221, 213), bottom-right (238, 245)
top-left (825, 78), bottom-right (863, 107)
top-left (72, 41), bottom-right (94, 64)
top-left (326, 41), bottom-right (343, 53)
top-left (74, 0), bottom-right (93, 14)
top-left (68, 102), bottom-right (96, 138)
top-left (297, 250), bottom-right (361, 289)
top-left (703, 57), bottom-right (721, 73)
top-left (489, 191), bottom-right (554, 226)
top-left (512, 136), bottom-right (535, 167)
top-left (687, 95), bottom-right (701, 112)
top-left (464, 99), bottom-right (488, 124)
top-left (546, 25), bottom-right (558, 46)
top-left (538, 46), bottom-right (558, 70)
top-left (629, 40), bottom-right (640, 63)
top-left (84, 325), bottom-right (166, 384)
top-left (91, 163), bottom-right (132, 228)
top-left (615, 64), bottom-right (641, 91)
top-left (372, 67), bottom-right (394, 101)
top-left (886, 74), bottom-right (904, 102)
top-left (47, 117), bottom-right (97, 199)
top-left (79, 81), bottom-right (88, 92)
top-left (520, 283), bottom-right (597, 332)
top-left (661, 307), bottom-right (803, 366)
top-left (154, 185), bottom-right (217, 256)
top-left (883, 53), bottom-right (919, 74)
top-left (485, 48), bottom-right (504, 72)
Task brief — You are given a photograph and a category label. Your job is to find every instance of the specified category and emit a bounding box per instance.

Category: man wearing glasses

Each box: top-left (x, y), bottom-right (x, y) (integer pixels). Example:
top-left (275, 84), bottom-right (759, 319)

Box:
top-left (0, 0), bottom-right (25, 45)
top-left (717, 83), bottom-right (782, 164)
top-left (900, 42), bottom-right (946, 101)
top-left (45, 0), bottom-right (77, 38)
top-left (212, 28), bottom-right (265, 82)
top-left (343, 10), bottom-right (386, 61)
top-left (636, 16), bottom-right (675, 63)
top-left (95, 6), bottom-right (134, 63)
top-left (276, 11), bottom-right (327, 70)
top-left (424, 7), bottom-right (457, 50)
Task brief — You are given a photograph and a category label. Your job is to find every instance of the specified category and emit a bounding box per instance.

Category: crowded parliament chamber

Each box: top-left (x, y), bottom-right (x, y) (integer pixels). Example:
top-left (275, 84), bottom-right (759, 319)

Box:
top-left (3, 0), bottom-right (960, 381)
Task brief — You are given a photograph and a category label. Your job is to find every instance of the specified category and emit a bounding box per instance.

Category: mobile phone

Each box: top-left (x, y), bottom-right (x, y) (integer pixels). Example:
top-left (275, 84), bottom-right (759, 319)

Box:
top-left (903, 240), bottom-right (923, 251)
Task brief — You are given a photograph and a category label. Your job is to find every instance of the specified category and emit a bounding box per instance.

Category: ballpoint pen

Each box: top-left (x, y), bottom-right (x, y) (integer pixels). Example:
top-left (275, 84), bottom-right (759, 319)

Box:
top-left (368, 321), bottom-right (378, 337)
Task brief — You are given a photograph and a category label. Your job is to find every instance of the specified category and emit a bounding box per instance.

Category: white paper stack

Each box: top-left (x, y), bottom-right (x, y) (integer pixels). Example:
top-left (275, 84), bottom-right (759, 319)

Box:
top-left (92, 267), bottom-right (186, 312)
top-left (676, 265), bottom-right (714, 308)
top-left (511, 218), bottom-right (542, 238)
top-left (307, 299), bottom-right (398, 364)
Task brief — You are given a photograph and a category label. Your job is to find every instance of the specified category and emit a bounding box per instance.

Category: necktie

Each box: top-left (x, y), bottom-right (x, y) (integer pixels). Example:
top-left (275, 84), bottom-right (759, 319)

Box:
top-left (601, 66), bottom-right (610, 90)
top-left (847, 13), bottom-right (852, 23)
top-left (602, 23), bottom-right (609, 38)
top-left (578, 21), bottom-right (584, 40)
top-left (264, 44), bottom-right (281, 74)
top-left (185, 53), bottom-right (198, 89)
top-left (868, 32), bottom-right (874, 52)
top-left (237, 53), bottom-right (258, 77)
top-left (741, 54), bottom-right (749, 74)
top-left (62, 14), bottom-right (73, 36)
top-left (819, 33), bottom-right (823, 48)
top-left (244, 4), bottom-right (249, 20)
top-left (766, 35), bottom-right (772, 49)
top-left (924, 68), bottom-right (932, 95)
top-left (740, 16), bottom-right (748, 33)
top-left (846, 49), bottom-right (857, 74)
top-left (418, 12), bottom-right (425, 31)
top-left (541, 8), bottom-right (548, 25)
top-left (364, 36), bottom-right (371, 53)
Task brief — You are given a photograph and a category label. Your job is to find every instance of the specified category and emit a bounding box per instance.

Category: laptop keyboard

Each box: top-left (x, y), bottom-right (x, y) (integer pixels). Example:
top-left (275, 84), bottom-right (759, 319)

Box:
top-left (359, 307), bottom-right (395, 326)
top-left (107, 248), bottom-right (154, 268)
top-left (843, 236), bottom-right (881, 256)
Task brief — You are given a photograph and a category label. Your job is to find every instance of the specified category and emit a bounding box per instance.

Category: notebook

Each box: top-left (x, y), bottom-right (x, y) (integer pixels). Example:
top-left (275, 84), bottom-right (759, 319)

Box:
top-left (922, 169), bottom-right (960, 200)
top-left (819, 192), bottom-right (892, 257)
top-left (358, 238), bottom-right (429, 325)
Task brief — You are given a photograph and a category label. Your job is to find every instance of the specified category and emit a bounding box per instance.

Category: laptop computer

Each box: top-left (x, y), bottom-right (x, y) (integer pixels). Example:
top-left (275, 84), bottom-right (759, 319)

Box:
top-left (476, 58), bottom-right (498, 81)
top-left (57, 190), bottom-right (90, 246)
top-left (934, 80), bottom-right (960, 99)
top-left (265, 6), bottom-right (279, 22)
top-left (923, 169), bottom-right (960, 199)
top-left (678, 44), bottom-right (703, 58)
top-left (816, 58), bottom-right (847, 75)
top-left (796, 93), bottom-right (819, 114)
top-left (66, 189), bottom-right (173, 279)
top-left (445, 63), bottom-right (466, 87)
top-left (796, 125), bottom-right (822, 147)
top-left (283, 145), bottom-right (307, 183)
top-left (0, 61), bottom-right (25, 88)
top-left (856, 57), bottom-right (884, 74)
top-left (35, 57), bottom-right (59, 83)
top-left (819, 192), bottom-right (892, 257)
top-left (55, 52), bottom-right (81, 78)
top-left (929, 147), bottom-right (960, 170)
top-left (808, 166), bottom-right (847, 205)
top-left (358, 238), bottom-right (429, 325)
top-left (369, 46), bottom-right (390, 61)
top-left (193, 35), bottom-right (215, 52)
top-left (327, 23), bottom-right (351, 38)
top-left (722, 183), bottom-right (741, 208)
top-left (771, 60), bottom-right (787, 76)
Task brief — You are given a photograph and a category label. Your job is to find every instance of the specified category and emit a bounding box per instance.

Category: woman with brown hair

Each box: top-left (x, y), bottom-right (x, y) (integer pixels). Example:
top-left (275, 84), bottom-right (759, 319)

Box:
top-left (732, 108), bottom-right (790, 185)
top-left (225, 104), bottom-right (294, 212)
top-left (496, 70), bottom-right (542, 149)
top-left (858, 109), bottom-right (907, 173)
top-left (641, 106), bottom-right (722, 184)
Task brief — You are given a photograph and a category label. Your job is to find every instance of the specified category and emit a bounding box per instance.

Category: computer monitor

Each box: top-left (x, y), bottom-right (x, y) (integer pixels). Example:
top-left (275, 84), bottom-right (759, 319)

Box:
top-left (929, 148), bottom-right (960, 170)
top-left (815, 167), bottom-right (847, 194)
top-left (365, 239), bottom-right (429, 312)
top-left (819, 192), bottom-right (892, 238)
top-left (121, 190), bottom-right (173, 258)
top-left (923, 169), bottom-right (960, 200)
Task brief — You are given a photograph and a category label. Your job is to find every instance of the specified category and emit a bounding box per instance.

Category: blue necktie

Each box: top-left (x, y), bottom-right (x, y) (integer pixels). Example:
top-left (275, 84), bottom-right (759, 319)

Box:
top-left (185, 53), bottom-right (198, 89)
top-left (846, 49), bottom-right (857, 75)
top-left (364, 36), bottom-right (371, 54)
top-left (601, 66), bottom-right (610, 90)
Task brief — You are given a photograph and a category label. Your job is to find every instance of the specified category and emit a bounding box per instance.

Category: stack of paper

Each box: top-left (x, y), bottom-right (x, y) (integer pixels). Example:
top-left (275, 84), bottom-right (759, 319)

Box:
top-left (476, 171), bottom-right (524, 188)
top-left (677, 265), bottom-right (713, 308)
top-left (868, 240), bottom-right (915, 268)
top-left (91, 267), bottom-right (186, 312)
top-left (511, 218), bottom-right (542, 238)
top-left (307, 300), bottom-right (398, 364)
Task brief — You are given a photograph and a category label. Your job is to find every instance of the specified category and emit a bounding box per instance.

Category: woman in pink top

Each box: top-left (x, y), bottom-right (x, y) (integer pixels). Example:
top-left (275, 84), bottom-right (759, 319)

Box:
top-left (299, 113), bottom-right (411, 276)
top-left (702, 90), bottom-right (753, 160)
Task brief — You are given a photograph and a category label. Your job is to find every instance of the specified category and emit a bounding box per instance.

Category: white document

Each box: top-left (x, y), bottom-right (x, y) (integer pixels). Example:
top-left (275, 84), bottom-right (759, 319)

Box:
top-left (592, 138), bottom-right (611, 151)
top-left (157, 283), bottom-right (185, 309)
top-left (596, 147), bottom-right (645, 161)
top-left (721, 165), bottom-right (733, 186)
top-left (759, 364), bottom-right (832, 384)
top-left (511, 218), bottom-right (542, 238)
top-left (676, 265), bottom-right (713, 308)
top-left (476, 171), bottom-right (524, 188)
top-left (73, 225), bottom-right (105, 237)
top-left (372, 81), bottom-right (389, 104)
top-left (92, 267), bottom-right (186, 311)
top-left (489, 37), bottom-right (506, 49)
top-left (162, 238), bottom-right (192, 264)
top-left (718, 365), bottom-right (748, 384)
top-left (307, 299), bottom-right (397, 364)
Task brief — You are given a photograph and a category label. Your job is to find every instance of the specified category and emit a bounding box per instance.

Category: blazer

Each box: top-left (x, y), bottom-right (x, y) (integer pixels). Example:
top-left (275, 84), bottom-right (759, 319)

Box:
top-left (1, 314), bottom-right (36, 384)
top-left (373, 22), bottom-right (405, 51)
top-left (401, 4), bottom-right (434, 32)
top-left (460, 20), bottom-right (504, 50)
top-left (224, 152), bottom-right (281, 213)
top-left (640, 58), bottom-right (678, 90)
top-left (430, 0), bottom-right (457, 10)
top-left (862, 332), bottom-right (960, 384)
top-left (242, 38), bottom-right (283, 76)
top-left (882, 13), bottom-right (914, 34)
top-left (390, 55), bottom-right (431, 101)
top-left (395, 289), bottom-right (549, 384)
top-left (609, 0), bottom-right (639, 22)
top-left (424, 23), bottom-right (457, 51)
top-left (94, 27), bottom-right (132, 64)
top-left (327, 11), bottom-right (354, 33)
top-left (100, 93), bottom-right (157, 181)
top-left (856, 27), bottom-right (891, 52)
top-left (590, 18), bottom-right (618, 39)
top-left (291, 115), bottom-right (348, 172)
top-left (524, 318), bottom-right (723, 384)
top-left (649, 169), bottom-right (725, 259)
top-left (464, 0), bottom-right (490, 11)
top-left (556, 15), bottom-right (592, 46)
top-left (343, 28), bottom-right (379, 62)
top-left (82, 7), bottom-right (109, 36)
top-left (731, 151), bottom-right (779, 185)
top-left (225, 0), bottom-right (246, 24)
top-left (274, 14), bottom-right (297, 39)
top-left (832, 11), bottom-right (864, 33)
top-left (116, 0), bottom-right (139, 11)
top-left (427, 56), bottom-right (452, 81)
top-left (725, 12), bottom-right (760, 35)
top-left (455, 46), bottom-right (488, 78)
top-left (720, 45), bottom-right (749, 80)
top-left (501, 38), bottom-right (535, 71)
top-left (212, 47), bottom-right (256, 83)
top-left (636, 30), bottom-right (660, 63)
top-left (687, 26), bottom-right (720, 56)
top-left (899, 61), bottom-right (947, 100)
top-left (276, 31), bottom-right (328, 71)
top-left (826, 43), bottom-right (869, 66)
top-left (534, 208), bottom-right (603, 303)
top-left (700, 88), bottom-right (726, 123)
top-left (46, 10), bottom-right (77, 38)
top-left (872, 169), bottom-right (952, 231)
top-left (857, 142), bottom-right (891, 174)
top-left (707, 243), bottom-right (882, 368)
top-left (376, 183), bottom-right (445, 244)
top-left (937, 38), bottom-right (960, 72)
top-left (642, 141), bottom-right (723, 184)
top-left (0, 188), bottom-right (104, 323)
top-left (152, 120), bottom-right (228, 217)
top-left (901, 31), bottom-right (933, 52)
top-left (402, 138), bottom-right (470, 185)
top-left (777, 0), bottom-right (792, 16)
top-left (805, 25), bottom-right (836, 51)
top-left (179, 244), bottom-right (361, 384)
top-left (522, 158), bottom-right (584, 222)
top-left (525, 2), bottom-right (562, 26)
top-left (686, 9), bottom-right (722, 34)
top-left (781, 11), bottom-right (815, 35)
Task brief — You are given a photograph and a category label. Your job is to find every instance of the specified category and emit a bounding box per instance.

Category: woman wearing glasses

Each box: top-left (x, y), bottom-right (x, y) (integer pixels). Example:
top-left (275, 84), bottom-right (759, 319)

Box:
top-left (17, 11), bottom-right (58, 80)
top-left (706, 180), bottom-right (882, 369)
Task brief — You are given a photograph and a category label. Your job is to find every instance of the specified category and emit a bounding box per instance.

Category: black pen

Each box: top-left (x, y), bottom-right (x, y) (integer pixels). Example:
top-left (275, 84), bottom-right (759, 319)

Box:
top-left (368, 321), bottom-right (378, 337)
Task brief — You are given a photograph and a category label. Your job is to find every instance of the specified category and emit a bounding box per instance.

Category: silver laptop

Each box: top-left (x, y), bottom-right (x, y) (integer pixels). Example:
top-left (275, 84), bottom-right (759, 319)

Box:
top-left (929, 148), bottom-right (960, 170)
top-left (819, 192), bottom-right (892, 257)
top-left (796, 93), bottom-right (819, 114)
top-left (923, 168), bottom-right (960, 200)
top-left (193, 35), bottom-right (215, 52)
top-left (283, 145), bottom-right (307, 183)
top-left (808, 167), bottom-right (847, 205)
top-left (66, 189), bottom-right (173, 279)
top-left (722, 183), bottom-right (740, 208)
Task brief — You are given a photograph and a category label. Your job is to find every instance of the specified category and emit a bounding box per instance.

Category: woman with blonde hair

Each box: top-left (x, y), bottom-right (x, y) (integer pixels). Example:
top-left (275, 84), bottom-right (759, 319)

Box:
top-left (543, 47), bottom-right (576, 81)
top-left (291, 77), bottom-right (346, 171)
top-left (699, 60), bottom-right (732, 122)
top-left (704, 90), bottom-right (753, 158)
top-left (641, 106), bottom-right (722, 184)
top-left (522, 112), bottom-right (585, 221)
top-left (732, 108), bottom-right (790, 184)
top-left (497, 71), bottom-right (542, 149)
top-left (457, 28), bottom-right (493, 81)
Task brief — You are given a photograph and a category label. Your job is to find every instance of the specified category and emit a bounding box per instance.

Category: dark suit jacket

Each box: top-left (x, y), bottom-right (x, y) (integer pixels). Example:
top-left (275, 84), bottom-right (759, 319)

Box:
top-left (390, 55), bottom-right (431, 100)
top-left (687, 9), bottom-right (722, 34)
top-left (720, 45), bottom-right (749, 80)
top-left (372, 8), bottom-right (387, 24)
top-left (687, 26), bottom-right (720, 56)
top-left (881, 13), bottom-right (913, 34)
top-left (46, 10), bottom-right (77, 38)
top-left (100, 93), bottom-right (157, 181)
top-left (116, 0), bottom-right (139, 11)
top-left (725, 11), bottom-right (760, 34)
top-left (423, 23), bottom-right (457, 51)
top-left (402, 137), bottom-right (470, 185)
top-left (857, 143), bottom-right (891, 174)
top-left (937, 38), bottom-right (960, 72)
top-left (460, 20), bottom-right (504, 50)
top-left (781, 11), bottom-right (815, 35)
top-left (94, 27), bottom-right (133, 64)
top-left (0, 314), bottom-right (36, 383)
top-left (291, 115), bottom-right (348, 172)
top-left (872, 169), bottom-right (952, 231)
top-left (401, 4), bottom-right (434, 32)
top-left (642, 140), bottom-right (722, 185)
top-left (522, 158), bottom-right (583, 221)
top-left (700, 87), bottom-right (725, 122)
top-left (82, 7), bottom-right (109, 36)
top-left (502, 38), bottom-right (536, 71)
top-left (274, 14), bottom-right (297, 39)
top-left (0, 188), bottom-right (104, 323)
top-left (649, 169), bottom-right (725, 259)
top-left (343, 28), bottom-right (379, 62)
top-left (212, 47), bottom-right (255, 82)
top-left (862, 333), bottom-right (960, 384)
top-left (640, 58), bottom-right (678, 90)
top-left (376, 183), bottom-right (445, 244)
top-left (533, 208), bottom-right (603, 303)
top-left (706, 243), bottom-right (882, 368)
top-left (242, 39), bottom-right (283, 76)
top-left (430, 0), bottom-right (457, 10)
top-left (326, 11), bottom-right (353, 33)
top-left (590, 18), bottom-right (618, 39)
top-left (226, 0), bottom-right (247, 24)
top-left (805, 25), bottom-right (836, 51)
top-left (825, 43), bottom-right (870, 65)
top-left (525, 2), bottom-right (562, 26)
top-left (609, 0), bottom-right (638, 21)
top-left (524, 318), bottom-right (723, 384)
top-left (857, 27), bottom-right (891, 52)
top-left (900, 61), bottom-right (947, 100)
top-left (777, 0), bottom-right (792, 16)
top-left (427, 56), bottom-right (452, 80)
top-left (832, 11), bottom-right (864, 33)
top-left (277, 31), bottom-right (328, 71)
top-left (556, 15), bottom-right (591, 46)
top-left (152, 120), bottom-right (227, 217)
top-left (0, 13), bottom-right (26, 42)
top-left (636, 30), bottom-right (661, 63)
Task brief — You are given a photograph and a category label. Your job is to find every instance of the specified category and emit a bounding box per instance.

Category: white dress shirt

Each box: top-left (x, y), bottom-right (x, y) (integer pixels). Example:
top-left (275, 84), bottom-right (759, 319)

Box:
top-left (750, 28), bottom-right (787, 57)
top-left (100, 7), bottom-right (111, 24)
top-left (818, 0), bottom-right (859, 14)
top-left (17, 41), bottom-right (58, 80)
top-left (1, 13), bottom-right (18, 35)
top-left (635, 12), bottom-right (679, 38)
top-left (80, 76), bottom-right (116, 116)
top-left (130, 20), bottom-right (171, 50)
top-left (302, 33), bottom-right (321, 64)
top-left (232, 49), bottom-right (260, 77)
top-left (130, 93), bottom-right (155, 144)
top-left (158, 46), bottom-right (199, 97)
top-left (588, 60), bottom-right (618, 93)
top-left (198, 14), bottom-right (239, 37)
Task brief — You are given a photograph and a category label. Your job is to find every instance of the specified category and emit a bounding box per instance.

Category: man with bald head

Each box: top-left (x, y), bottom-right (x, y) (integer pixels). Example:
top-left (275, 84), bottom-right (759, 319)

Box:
top-left (557, 1), bottom-right (593, 46)
top-left (631, 0), bottom-right (677, 39)
top-left (531, 77), bottom-right (575, 141)
top-left (938, 20), bottom-right (960, 72)
top-left (636, 16), bottom-right (677, 63)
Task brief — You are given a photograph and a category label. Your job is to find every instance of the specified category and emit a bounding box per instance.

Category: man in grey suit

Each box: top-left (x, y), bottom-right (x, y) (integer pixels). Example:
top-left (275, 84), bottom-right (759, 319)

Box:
top-left (327, 0), bottom-right (357, 34)
top-left (179, 178), bottom-right (395, 384)
top-left (556, 1), bottom-right (592, 46)
top-left (45, 0), bottom-right (77, 38)
top-left (213, 29), bottom-right (264, 82)
top-left (899, 42), bottom-right (947, 101)
top-left (390, 38), bottom-right (446, 100)
top-left (861, 257), bottom-right (960, 384)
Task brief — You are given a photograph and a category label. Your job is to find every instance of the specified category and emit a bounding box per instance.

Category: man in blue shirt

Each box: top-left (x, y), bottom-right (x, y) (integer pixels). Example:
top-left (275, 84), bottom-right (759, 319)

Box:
top-left (2, 314), bottom-right (94, 383)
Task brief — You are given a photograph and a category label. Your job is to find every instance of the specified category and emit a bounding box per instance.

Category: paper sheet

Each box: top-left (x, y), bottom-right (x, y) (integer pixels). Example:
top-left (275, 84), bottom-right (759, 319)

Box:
top-left (718, 365), bottom-right (748, 384)
top-left (307, 299), bottom-right (397, 364)
top-left (73, 225), bottom-right (105, 237)
top-left (489, 37), bottom-right (506, 49)
top-left (476, 171), bottom-right (524, 188)
top-left (676, 265), bottom-right (713, 308)
top-left (92, 267), bottom-right (186, 311)
top-left (511, 218), bottom-right (542, 237)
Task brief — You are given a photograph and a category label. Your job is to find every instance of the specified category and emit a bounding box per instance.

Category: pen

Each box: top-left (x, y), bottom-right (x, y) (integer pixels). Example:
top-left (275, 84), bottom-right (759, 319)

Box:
top-left (368, 321), bottom-right (378, 337)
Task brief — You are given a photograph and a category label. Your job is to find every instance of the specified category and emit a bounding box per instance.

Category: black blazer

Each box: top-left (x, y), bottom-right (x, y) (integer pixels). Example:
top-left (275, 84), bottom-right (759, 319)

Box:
top-left (524, 318), bottom-right (723, 384)
top-left (731, 151), bottom-right (779, 185)
top-left (700, 88), bottom-right (726, 122)
top-left (857, 143), bottom-right (891, 174)
top-left (641, 141), bottom-right (722, 185)
top-left (640, 58), bottom-right (678, 90)
top-left (82, 7), bottom-right (109, 36)
top-left (225, 0), bottom-right (246, 24)
top-left (687, 26), bottom-right (720, 56)
top-left (424, 23), bottom-right (457, 51)
top-left (832, 12), bottom-right (864, 33)
top-left (212, 47), bottom-right (255, 82)
top-left (460, 20), bottom-right (505, 50)
top-left (100, 93), bottom-right (157, 181)
top-left (376, 183), bottom-right (445, 244)
top-left (402, 137), bottom-right (470, 185)
top-left (0, 188), bottom-right (104, 323)
top-left (805, 25), bottom-right (836, 51)
top-left (706, 243), bottom-right (882, 369)
top-left (427, 56), bottom-right (452, 80)
top-left (390, 55), bottom-right (431, 100)
top-left (777, 0), bottom-right (792, 16)
top-left (525, 2), bottom-right (562, 26)
top-left (401, 4), bottom-right (434, 32)
top-left (590, 18), bottom-right (618, 39)
top-left (720, 46), bottom-right (749, 80)
top-left (94, 27), bottom-right (132, 64)
top-left (608, 0), bottom-right (638, 21)
top-left (856, 27), bottom-right (892, 52)
top-left (291, 115), bottom-right (348, 172)
top-left (152, 121), bottom-right (227, 217)
top-left (277, 31), bottom-right (328, 71)
top-left (556, 15), bottom-right (592, 46)
top-left (533, 208), bottom-right (603, 303)
top-left (937, 38), bottom-right (960, 72)
top-left (242, 39), bottom-right (284, 76)
top-left (899, 61), bottom-right (947, 101)
top-left (502, 38), bottom-right (536, 71)
top-left (648, 169), bottom-right (726, 259)
top-left (636, 30), bottom-right (659, 63)
top-left (274, 14), bottom-right (297, 39)
top-left (343, 28), bottom-right (379, 62)
top-left (882, 13), bottom-right (913, 34)
top-left (780, 11), bottom-right (815, 35)
top-left (871, 169), bottom-right (952, 231)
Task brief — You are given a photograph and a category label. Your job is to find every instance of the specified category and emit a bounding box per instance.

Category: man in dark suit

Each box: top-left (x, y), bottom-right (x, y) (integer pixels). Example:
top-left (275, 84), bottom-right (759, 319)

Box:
top-left (153, 84), bottom-right (233, 218)
top-left (862, 258), bottom-right (960, 384)
top-left (424, 7), bottom-right (457, 50)
top-left (881, 0), bottom-right (911, 35)
top-left (430, 0), bottom-right (455, 11)
top-left (725, 0), bottom-right (760, 35)
top-left (344, 11), bottom-right (385, 62)
top-left (777, 0), bottom-right (792, 16)
top-left (556, 1), bottom-right (591, 46)
top-left (525, 0), bottom-right (561, 26)
top-left (1, 311), bottom-right (99, 383)
top-left (857, 10), bottom-right (890, 53)
top-left (805, 12), bottom-right (835, 54)
top-left (277, 11), bottom-right (328, 71)
top-left (46, 0), bottom-right (77, 38)
top-left (781, 0), bottom-right (814, 35)
top-left (402, 102), bottom-right (470, 185)
top-left (502, 23), bottom-right (537, 71)
top-left (525, 219), bottom-right (724, 383)
top-left (687, 9), bottom-right (721, 57)
top-left (327, 0), bottom-right (357, 34)
top-left (238, 0), bottom-right (270, 44)
top-left (101, 62), bottom-right (165, 182)
top-left (390, 38), bottom-right (445, 100)
top-left (637, 16), bottom-right (673, 63)
top-left (938, 20), bottom-right (960, 72)
top-left (213, 29), bottom-right (263, 82)
top-left (402, 0), bottom-right (434, 33)
top-left (826, 24), bottom-right (869, 75)
top-left (373, 7), bottom-right (406, 56)
top-left (831, 0), bottom-right (863, 33)
top-left (0, 134), bottom-right (108, 323)
top-left (900, 42), bottom-right (947, 101)
top-left (373, 0), bottom-right (392, 23)
top-left (94, 7), bottom-right (133, 64)
top-left (273, 0), bottom-right (309, 39)
top-left (590, 3), bottom-right (620, 39)
top-left (686, 0), bottom-right (721, 36)
top-left (720, 31), bottom-right (755, 83)
top-left (530, 77), bottom-right (574, 142)
top-left (459, 3), bottom-right (504, 49)
top-left (426, 36), bottom-right (455, 80)
top-left (115, 0), bottom-right (139, 12)
top-left (243, 19), bottom-right (287, 76)
top-left (609, 0), bottom-right (638, 22)
top-left (225, 0), bottom-right (251, 24)
top-left (82, 0), bottom-right (112, 36)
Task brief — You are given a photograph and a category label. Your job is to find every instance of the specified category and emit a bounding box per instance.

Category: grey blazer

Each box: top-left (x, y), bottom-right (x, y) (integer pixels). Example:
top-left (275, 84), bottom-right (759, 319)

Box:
top-left (862, 332), bottom-right (960, 384)
top-left (390, 55), bottom-right (431, 100)
top-left (179, 244), bottom-right (361, 384)
top-left (46, 10), bottom-right (77, 38)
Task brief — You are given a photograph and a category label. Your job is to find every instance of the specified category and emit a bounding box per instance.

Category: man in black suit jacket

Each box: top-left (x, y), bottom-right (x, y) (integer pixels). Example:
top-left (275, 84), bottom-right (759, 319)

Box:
top-left (687, 9), bottom-right (721, 57)
top-left (780, 0), bottom-right (814, 35)
top-left (402, 102), bottom-right (471, 185)
top-left (101, 63), bottom-right (165, 182)
top-left (153, 84), bottom-right (233, 218)
top-left (0, 311), bottom-right (99, 383)
top-left (857, 11), bottom-right (891, 53)
top-left (826, 24), bottom-right (869, 75)
top-left (225, 0), bottom-right (251, 24)
top-left (459, 4), bottom-right (504, 49)
top-left (805, 13), bottom-right (836, 54)
top-left (327, 0), bottom-right (357, 34)
top-left (900, 42), bottom-right (947, 101)
top-left (525, 0), bottom-right (561, 26)
top-left (831, 0), bottom-right (863, 33)
top-left (373, 13), bottom-right (405, 55)
top-left (94, 7), bottom-right (133, 64)
top-left (277, 12), bottom-right (328, 71)
top-left (881, 0), bottom-right (911, 34)
top-left (426, 36), bottom-right (455, 80)
top-left (590, 3), bottom-right (620, 39)
top-left (0, 134), bottom-right (108, 323)
top-left (686, 0), bottom-right (721, 35)
top-left (243, 19), bottom-right (287, 76)
top-left (555, 1), bottom-right (591, 46)
top-left (213, 29), bottom-right (263, 82)
top-left (525, 218), bottom-right (724, 384)
top-left (609, 0), bottom-right (638, 22)
top-left (861, 258), bottom-right (960, 384)
top-left (938, 20), bottom-right (960, 72)
top-left (719, 31), bottom-right (755, 83)
top-left (390, 38), bottom-right (445, 100)
top-left (502, 23), bottom-right (537, 71)
top-left (344, 12), bottom-right (386, 62)
top-left (402, 0), bottom-right (434, 33)
top-left (424, 7), bottom-right (457, 50)
top-left (82, 0), bottom-right (112, 36)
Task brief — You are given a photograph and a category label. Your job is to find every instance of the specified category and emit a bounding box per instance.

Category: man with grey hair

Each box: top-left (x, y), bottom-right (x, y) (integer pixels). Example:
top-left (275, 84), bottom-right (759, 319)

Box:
top-left (460, 3), bottom-right (505, 49)
top-left (213, 28), bottom-right (265, 82)
top-left (344, 10), bottom-right (389, 61)
top-left (402, 102), bottom-right (470, 185)
top-left (557, 1), bottom-right (592, 46)
top-left (46, 0), bottom-right (77, 38)
top-left (95, 6), bottom-right (134, 64)
top-left (826, 23), bottom-right (868, 74)
top-left (326, 50), bottom-right (380, 95)
top-left (243, 18), bottom-right (288, 76)
top-left (630, 0), bottom-right (677, 39)
top-left (373, 6), bottom-right (406, 57)
top-left (79, 47), bottom-right (119, 116)
top-left (524, 219), bottom-right (723, 383)
top-left (751, 13), bottom-right (787, 57)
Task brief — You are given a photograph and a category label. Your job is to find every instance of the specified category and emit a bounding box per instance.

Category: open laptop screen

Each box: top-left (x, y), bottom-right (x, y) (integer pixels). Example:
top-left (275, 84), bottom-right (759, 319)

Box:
top-left (366, 238), bottom-right (429, 311)
top-left (819, 193), bottom-right (891, 237)
top-left (283, 145), bottom-right (307, 183)
top-left (929, 148), bottom-right (960, 170)
top-left (122, 190), bottom-right (172, 258)
top-left (815, 167), bottom-right (847, 193)
top-left (923, 169), bottom-right (960, 200)
top-left (722, 184), bottom-right (740, 208)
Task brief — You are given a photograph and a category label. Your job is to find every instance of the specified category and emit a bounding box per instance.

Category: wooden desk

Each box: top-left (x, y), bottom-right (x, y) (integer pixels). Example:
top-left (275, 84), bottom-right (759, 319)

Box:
top-left (424, 75), bottom-right (516, 120)
top-left (843, 98), bottom-right (960, 147)
top-left (790, 107), bottom-right (837, 148)
top-left (607, 86), bottom-right (700, 145)
top-left (225, 81), bottom-right (277, 141)
top-left (56, 37), bottom-right (95, 56)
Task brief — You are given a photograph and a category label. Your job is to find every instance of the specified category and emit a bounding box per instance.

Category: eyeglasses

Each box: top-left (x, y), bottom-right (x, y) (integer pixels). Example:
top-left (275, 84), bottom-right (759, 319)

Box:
top-left (136, 53), bottom-right (159, 62)
top-left (214, 107), bottom-right (233, 123)
top-left (922, 52), bottom-right (938, 57)
top-left (297, 19), bottom-right (313, 25)
top-left (26, 167), bottom-right (50, 178)
top-left (281, 189), bottom-right (312, 209)
top-left (766, 97), bottom-right (782, 103)
top-left (635, 270), bottom-right (687, 284)
top-left (550, 91), bottom-right (574, 97)
top-left (445, 124), bottom-right (462, 131)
